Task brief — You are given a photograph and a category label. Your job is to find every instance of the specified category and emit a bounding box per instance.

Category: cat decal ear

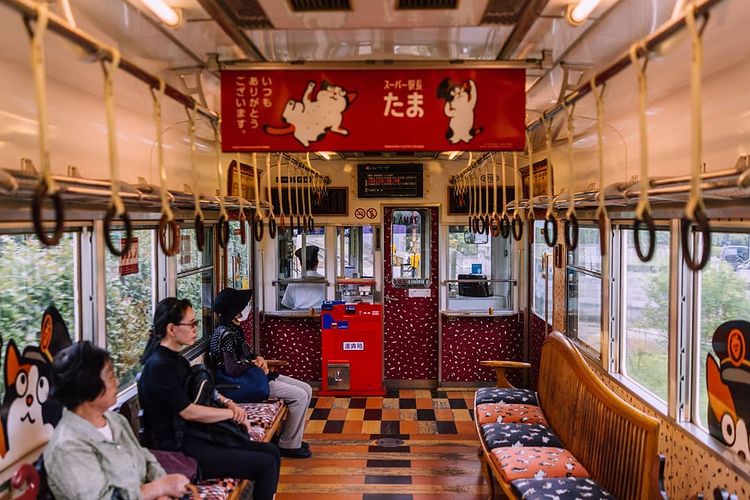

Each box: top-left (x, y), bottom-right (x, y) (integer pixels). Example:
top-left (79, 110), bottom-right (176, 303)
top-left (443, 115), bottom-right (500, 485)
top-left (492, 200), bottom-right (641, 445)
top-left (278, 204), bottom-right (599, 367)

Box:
top-left (320, 80), bottom-right (330, 90)
top-left (436, 78), bottom-right (452, 100)
top-left (4, 340), bottom-right (22, 395)
top-left (40, 314), bottom-right (53, 362)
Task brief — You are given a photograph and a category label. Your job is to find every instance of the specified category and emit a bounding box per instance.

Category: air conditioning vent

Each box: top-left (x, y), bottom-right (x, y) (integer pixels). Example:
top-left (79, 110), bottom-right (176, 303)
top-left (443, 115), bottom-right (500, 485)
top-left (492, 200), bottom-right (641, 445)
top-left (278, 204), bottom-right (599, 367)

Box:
top-left (481, 0), bottom-right (526, 24)
top-left (397, 0), bottom-right (458, 9)
top-left (289, 0), bottom-right (351, 11)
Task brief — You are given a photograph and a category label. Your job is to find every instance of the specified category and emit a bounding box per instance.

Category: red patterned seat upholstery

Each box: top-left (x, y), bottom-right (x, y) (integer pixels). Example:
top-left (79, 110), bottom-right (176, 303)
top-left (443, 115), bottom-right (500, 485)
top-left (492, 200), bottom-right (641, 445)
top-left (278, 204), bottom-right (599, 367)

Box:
top-left (476, 403), bottom-right (549, 426)
top-left (194, 477), bottom-right (242, 499)
top-left (237, 399), bottom-right (285, 429)
top-left (490, 447), bottom-right (589, 482)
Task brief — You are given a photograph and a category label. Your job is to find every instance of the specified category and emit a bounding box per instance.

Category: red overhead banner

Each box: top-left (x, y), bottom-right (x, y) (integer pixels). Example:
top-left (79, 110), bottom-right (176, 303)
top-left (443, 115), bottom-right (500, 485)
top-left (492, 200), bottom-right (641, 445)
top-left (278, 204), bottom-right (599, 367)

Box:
top-left (221, 68), bottom-right (525, 152)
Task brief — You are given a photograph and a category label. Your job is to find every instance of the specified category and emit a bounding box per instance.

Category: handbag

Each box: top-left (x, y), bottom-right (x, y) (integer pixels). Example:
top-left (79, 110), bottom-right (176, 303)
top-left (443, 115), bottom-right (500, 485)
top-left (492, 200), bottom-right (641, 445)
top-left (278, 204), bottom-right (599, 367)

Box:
top-left (215, 366), bottom-right (270, 403)
top-left (179, 365), bottom-right (252, 449)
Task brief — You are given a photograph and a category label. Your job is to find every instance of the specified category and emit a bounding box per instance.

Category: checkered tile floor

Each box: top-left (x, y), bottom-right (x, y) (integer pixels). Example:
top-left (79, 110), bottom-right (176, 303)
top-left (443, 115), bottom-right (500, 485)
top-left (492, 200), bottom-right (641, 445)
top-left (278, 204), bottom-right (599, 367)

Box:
top-left (304, 389), bottom-right (476, 436)
top-left (277, 389), bottom-right (487, 500)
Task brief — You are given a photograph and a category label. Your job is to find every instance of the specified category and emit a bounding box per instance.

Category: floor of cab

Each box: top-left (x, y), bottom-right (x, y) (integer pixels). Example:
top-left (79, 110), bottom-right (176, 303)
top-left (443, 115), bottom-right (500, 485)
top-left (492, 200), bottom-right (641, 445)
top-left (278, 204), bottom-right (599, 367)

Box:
top-left (277, 389), bottom-right (488, 499)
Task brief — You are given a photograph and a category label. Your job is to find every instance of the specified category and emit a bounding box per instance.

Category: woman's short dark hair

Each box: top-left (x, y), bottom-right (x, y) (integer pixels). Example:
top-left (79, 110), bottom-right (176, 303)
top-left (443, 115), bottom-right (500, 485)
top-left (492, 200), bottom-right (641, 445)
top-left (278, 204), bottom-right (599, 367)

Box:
top-left (141, 297), bottom-right (193, 364)
top-left (50, 341), bottom-right (111, 411)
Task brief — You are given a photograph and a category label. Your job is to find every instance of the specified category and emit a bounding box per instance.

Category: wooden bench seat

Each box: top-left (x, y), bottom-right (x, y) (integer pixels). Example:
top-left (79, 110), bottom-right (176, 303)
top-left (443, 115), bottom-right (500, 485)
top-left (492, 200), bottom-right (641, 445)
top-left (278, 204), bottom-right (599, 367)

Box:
top-left (475, 332), bottom-right (666, 499)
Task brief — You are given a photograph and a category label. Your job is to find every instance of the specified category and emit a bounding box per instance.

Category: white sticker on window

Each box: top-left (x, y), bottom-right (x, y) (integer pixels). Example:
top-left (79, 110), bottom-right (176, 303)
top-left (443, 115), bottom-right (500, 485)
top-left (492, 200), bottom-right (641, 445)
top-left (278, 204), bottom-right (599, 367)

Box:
top-left (408, 288), bottom-right (431, 298)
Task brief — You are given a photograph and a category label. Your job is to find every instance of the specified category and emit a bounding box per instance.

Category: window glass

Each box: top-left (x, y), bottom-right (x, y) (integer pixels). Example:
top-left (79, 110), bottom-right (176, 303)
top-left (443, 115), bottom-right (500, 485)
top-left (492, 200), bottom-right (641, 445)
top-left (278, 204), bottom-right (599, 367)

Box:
top-left (532, 220), bottom-right (553, 323)
top-left (226, 221), bottom-right (250, 289)
top-left (446, 225), bottom-right (513, 311)
top-left (567, 227), bottom-right (602, 354)
top-left (391, 209), bottom-right (429, 285)
top-left (695, 232), bottom-right (750, 428)
top-left (621, 228), bottom-right (670, 401)
top-left (278, 227), bottom-right (327, 310)
top-left (335, 226), bottom-right (376, 303)
top-left (177, 226), bottom-right (215, 337)
top-left (106, 229), bottom-right (154, 389)
top-left (0, 232), bottom-right (77, 398)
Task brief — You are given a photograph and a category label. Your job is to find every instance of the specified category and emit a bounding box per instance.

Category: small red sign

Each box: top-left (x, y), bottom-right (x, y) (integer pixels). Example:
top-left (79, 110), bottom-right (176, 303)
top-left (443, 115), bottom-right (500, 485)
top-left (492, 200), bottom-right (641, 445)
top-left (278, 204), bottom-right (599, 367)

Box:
top-left (366, 208), bottom-right (378, 219)
top-left (221, 68), bottom-right (525, 152)
top-left (355, 208), bottom-right (366, 219)
top-left (119, 237), bottom-right (139, 276)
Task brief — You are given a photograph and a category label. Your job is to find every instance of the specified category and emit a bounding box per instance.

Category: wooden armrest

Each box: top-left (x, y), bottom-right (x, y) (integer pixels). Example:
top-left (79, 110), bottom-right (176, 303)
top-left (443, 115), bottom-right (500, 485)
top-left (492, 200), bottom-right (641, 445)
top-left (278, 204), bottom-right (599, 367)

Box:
top-left (266, 360), bottom-right (288, 372)
top-left (480, 360), bottom-right (531, 389)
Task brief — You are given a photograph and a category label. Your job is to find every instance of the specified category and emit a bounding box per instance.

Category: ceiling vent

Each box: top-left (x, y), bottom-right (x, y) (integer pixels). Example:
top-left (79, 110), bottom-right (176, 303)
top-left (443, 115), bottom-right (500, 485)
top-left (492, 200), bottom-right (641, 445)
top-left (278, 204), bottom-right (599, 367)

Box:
top-left (208, 0), bottom-right (273, 29)
top-left (289, 0), bottom-right (351, 11)
top-left (481, 0), bottom-right (526, 24)
top-left (397, 0), bottom-right (458, 9)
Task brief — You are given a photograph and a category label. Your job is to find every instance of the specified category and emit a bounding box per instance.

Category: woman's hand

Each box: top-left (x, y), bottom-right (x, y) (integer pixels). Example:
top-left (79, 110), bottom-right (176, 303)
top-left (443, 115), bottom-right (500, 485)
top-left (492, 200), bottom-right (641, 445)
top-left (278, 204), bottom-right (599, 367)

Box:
top-left (253, 356), bottom-right (269, 374)
top-left (142, 473), bottom-right (190, 500)
top-left (226, 400), bottom-right (246, 423)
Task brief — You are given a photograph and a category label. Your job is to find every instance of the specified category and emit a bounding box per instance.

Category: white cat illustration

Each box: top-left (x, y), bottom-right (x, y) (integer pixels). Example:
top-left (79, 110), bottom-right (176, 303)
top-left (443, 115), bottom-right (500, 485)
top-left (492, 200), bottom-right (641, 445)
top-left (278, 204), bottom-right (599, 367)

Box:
top-left (0, 341), bottom-right (55, 466)
top-left (263, 80), bottom-right (357, 147)
top-left (437, 78), bottom-right (482, 144)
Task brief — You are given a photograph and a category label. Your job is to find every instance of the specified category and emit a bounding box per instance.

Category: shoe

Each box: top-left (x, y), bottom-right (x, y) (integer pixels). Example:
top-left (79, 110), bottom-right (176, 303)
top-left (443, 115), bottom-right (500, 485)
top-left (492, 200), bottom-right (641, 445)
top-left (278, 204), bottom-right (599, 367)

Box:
top-left (279, 446), bottom-right (312, 458)
top-left (301, 441), bottom-right (310, 449)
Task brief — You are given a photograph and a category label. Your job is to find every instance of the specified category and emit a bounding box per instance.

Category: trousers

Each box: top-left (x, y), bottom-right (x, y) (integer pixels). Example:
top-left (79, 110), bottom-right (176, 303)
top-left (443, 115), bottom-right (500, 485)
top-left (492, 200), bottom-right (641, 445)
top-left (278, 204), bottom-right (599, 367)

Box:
top-left (182, 434), bottom-right (280, 500)
top-left (269, 374), bottom-right (313, 449)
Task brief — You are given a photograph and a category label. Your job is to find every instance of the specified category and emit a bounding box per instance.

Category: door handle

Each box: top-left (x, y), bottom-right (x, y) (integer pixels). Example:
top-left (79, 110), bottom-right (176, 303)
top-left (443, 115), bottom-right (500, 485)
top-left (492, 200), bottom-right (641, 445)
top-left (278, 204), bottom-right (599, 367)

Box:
top-left (385, 295), bottom-right (399, 302)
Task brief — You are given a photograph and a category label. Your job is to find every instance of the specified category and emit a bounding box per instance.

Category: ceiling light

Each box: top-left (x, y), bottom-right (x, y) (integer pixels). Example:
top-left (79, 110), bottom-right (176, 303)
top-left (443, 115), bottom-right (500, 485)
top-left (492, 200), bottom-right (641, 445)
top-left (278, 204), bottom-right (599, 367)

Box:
top-left (317, 151), bottom-right (335, 160)
top-left (139, 0), bottom-right (182, 28)
top-left (566, 0), bottom-right (603, 26)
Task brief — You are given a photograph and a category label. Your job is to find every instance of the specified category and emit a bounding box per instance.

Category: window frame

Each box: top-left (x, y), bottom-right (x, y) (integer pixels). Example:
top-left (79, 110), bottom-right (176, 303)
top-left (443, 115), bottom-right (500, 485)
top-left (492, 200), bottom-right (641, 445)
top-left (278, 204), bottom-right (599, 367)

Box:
top-left (275, 225), bottom-right (330, 311)
top-left (565, 223), bottom-right (604, 358)
top-left (442, 223), bottom-right (517, 314)
top-left (531, 219), bottom-right (554, 324)
top-left (176, 224), bottom-right (216, 339)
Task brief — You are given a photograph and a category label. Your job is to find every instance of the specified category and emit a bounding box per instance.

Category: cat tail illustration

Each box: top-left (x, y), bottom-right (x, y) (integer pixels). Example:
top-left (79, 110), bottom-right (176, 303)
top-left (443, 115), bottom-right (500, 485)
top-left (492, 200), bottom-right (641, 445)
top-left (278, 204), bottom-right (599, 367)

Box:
top-left (263, 124), bottom-right (296, 136)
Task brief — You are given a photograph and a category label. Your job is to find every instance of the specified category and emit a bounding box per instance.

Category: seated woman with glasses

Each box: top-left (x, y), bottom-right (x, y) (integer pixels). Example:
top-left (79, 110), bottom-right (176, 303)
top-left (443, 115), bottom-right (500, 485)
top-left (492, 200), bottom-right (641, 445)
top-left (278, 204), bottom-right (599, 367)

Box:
top-left (44, 341), bottom-right (191, 500)
top-left (139, 297), bottom-right (280, 500)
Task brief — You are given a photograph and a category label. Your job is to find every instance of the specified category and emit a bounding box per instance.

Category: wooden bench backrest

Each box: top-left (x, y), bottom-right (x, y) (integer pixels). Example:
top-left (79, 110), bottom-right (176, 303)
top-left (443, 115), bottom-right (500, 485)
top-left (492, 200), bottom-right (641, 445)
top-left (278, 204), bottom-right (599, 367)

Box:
top-left (537, 332), bottom-right (661, 500)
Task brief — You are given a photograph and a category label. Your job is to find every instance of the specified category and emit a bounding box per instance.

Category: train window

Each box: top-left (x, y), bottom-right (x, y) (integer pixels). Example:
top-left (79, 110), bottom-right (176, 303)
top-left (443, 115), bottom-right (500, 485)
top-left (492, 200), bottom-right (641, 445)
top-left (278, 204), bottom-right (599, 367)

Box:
top-left (0, 232), bottom-right (78, 398)
top-left (566, 227), bottom-right (603, 354)
top-left (619, 227), bottom-right (671, 402)
top-left (226, 220), bottom-right (250, 289)
top-left (694, 231), bottom-right (750, 429)
top-left (446, 225), bottom-right (514, 312)
top-left (391, 209), bottom-right (430, 287)
top-left (277, 226), bottom-right (327, 310)
top-left (335, 226), bottom-right (376, 303)
top-left (532, 220), bottom-right (553, 323)
top-left (176, 226), bottom-right (215, 338)
top-left (105, 228), bottom-right (155, 389)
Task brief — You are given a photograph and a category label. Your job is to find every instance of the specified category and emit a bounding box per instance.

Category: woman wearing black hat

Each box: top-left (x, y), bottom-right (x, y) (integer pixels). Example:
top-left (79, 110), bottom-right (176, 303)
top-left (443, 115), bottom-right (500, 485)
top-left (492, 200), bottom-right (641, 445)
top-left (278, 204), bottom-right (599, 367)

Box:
top-left (211, 287), bottom-right (313, 459)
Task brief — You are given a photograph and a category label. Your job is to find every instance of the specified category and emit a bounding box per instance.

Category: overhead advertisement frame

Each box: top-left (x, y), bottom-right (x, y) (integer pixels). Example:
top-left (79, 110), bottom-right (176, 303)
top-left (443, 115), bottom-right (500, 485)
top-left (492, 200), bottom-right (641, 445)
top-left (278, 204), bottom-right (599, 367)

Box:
top-left (221, 67), bottom-right (526, 152)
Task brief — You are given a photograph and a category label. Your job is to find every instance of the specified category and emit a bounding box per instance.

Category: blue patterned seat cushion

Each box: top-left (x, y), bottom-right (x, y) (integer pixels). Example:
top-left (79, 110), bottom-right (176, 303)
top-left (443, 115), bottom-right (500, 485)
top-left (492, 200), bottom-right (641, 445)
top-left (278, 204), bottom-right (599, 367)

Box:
top-left (511, 477), bottom-right (615, 499)
top-left (475, 387), bottom-right (539, 405)
top-left (481, 423), bottom-right (563, 449)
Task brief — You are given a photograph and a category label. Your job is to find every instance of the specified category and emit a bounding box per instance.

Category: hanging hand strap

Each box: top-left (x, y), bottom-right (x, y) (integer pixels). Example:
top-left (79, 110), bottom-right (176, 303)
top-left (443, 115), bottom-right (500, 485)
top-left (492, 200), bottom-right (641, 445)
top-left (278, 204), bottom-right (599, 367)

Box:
top-left (527, 130), bottom-right (534, 217)
top-left (150, 79), bottom-right (172, 222)
top-left (543, 119), bottom-right (554, 218)
top-left (277, 154), bottom-right (285, 217)
top-left (102, 48), bottom-right (124, 217)
top-left (212, 118), bottom-right (229, 248)
top-left (266, 153), bottom-right (274, 217)
top-left (185, 104), bottom-right (205, 252)
top-left (590, 76), bottom-right (608, 256)
top-left (30, 2), bottom-right (54, 194)
top-left (630, 42), bottom-right (651, 220)
top-left (564, 103), bottom-right (577, 219)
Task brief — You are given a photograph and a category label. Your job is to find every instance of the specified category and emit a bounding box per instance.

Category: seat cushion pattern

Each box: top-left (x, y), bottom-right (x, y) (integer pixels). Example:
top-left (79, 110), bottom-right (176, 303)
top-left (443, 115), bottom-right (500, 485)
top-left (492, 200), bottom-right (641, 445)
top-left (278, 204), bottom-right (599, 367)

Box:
top-left (475, 387), bottom-right (539, 405)
top-left (476, 403), bottom-right (549, 426)
top-left (510, 477), bottom-right (615, 499)
top-left (480, 423), bottom-right (564, 449)
top-left (490, 447), bottom-right (590, 482)
top-left (237, 399), bottom-right (284, 429)
top-left (195, 477), bottom-right (240, 499)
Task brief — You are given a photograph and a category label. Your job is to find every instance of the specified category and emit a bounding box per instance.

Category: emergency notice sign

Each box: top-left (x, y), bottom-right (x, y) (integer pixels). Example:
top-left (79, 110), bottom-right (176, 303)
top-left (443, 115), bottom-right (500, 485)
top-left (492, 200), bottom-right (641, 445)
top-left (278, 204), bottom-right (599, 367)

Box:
top-left (221, 68), bottom-right (525, 152)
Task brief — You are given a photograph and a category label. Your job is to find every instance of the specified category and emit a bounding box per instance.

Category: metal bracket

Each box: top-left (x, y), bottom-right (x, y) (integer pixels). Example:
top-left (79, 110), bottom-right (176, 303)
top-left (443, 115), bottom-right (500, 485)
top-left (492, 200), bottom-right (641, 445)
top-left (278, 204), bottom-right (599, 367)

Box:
top-left (67, 165), bottom-right (82, 178)
top-left (556, 62), bottom-right (592, 106)
top-left (179, 70), bottom-right (207, 108)
top-left (20, 158), bottom-right (37, 175)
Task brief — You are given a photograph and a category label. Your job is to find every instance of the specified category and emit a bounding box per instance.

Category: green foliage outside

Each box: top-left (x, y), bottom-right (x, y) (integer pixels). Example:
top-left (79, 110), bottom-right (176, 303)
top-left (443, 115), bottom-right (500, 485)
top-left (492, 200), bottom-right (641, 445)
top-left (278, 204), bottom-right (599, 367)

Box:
top-left (0, 233), bottom-right (76, 398)
top-left (105, 230), bottom-right (154, 389)
top-left (639, 249), bottom-right (750, 422)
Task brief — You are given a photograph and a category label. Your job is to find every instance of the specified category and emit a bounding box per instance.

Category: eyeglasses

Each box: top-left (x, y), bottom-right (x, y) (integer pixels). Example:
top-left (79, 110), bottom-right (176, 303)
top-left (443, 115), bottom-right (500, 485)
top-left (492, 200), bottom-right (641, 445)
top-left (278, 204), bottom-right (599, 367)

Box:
top-left (176, 320), bottom-right (199, 328)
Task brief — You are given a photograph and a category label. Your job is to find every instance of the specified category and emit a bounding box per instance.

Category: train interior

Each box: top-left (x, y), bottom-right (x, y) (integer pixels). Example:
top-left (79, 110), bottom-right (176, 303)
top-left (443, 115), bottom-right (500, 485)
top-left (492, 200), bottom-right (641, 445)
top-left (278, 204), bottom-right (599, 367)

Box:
top-left (0, 0), bottom-right (748, 498)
